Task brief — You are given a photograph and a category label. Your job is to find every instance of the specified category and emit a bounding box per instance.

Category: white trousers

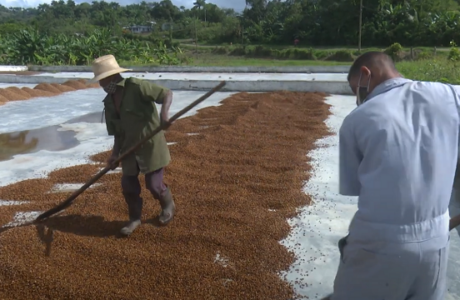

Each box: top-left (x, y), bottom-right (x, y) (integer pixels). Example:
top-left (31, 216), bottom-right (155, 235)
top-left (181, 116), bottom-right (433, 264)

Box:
top-left (331, 235), bottom-right (449, 300)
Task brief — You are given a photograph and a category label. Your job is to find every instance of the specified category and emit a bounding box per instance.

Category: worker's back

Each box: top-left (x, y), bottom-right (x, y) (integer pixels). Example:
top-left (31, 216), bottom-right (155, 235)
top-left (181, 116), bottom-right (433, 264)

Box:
top-left (343, 78), bottom-right (460, 243)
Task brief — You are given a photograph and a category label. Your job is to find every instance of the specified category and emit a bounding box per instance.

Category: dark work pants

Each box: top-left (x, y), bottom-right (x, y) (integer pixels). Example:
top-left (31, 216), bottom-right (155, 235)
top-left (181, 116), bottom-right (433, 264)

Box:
top-left (121, 167), bottom-right (168, 200)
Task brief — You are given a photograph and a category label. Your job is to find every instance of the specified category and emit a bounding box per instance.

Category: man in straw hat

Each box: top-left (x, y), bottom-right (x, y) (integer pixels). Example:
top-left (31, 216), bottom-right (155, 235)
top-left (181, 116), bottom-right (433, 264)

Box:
top-left (91, 54), bottom-right (175, 236)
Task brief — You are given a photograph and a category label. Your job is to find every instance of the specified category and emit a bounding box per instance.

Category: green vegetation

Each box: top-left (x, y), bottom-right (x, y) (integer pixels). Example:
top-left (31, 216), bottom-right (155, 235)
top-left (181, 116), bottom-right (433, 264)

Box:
top-left (2, 0), bottom-right (459, 47)
top-left (0, 28), bottom-right (185, 66)
top-left (398, 59), bottom-right (460, 85)
top-left (186, 55), bottom-right (351, 67)
top-left (1, 0), bottom-right (460, 83)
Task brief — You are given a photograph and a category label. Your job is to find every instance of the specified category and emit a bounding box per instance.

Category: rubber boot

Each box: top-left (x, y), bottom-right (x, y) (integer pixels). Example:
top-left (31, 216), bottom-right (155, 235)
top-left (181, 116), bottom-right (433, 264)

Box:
top-left (120, 192), bottom-right (143, 236)
top-left (158, 188), bottom-right (175, 226)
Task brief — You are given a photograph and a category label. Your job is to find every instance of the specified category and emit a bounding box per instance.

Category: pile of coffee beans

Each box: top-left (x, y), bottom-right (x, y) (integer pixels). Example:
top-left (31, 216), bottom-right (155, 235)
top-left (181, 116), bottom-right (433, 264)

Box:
top-left (0, 79), bottom-right (100, 104)
top-left (0, 91), bottom-right (331, 299)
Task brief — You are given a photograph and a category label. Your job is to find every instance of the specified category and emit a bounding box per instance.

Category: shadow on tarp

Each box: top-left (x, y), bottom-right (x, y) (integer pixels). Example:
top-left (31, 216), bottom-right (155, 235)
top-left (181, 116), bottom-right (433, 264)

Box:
top-left (0, 212), bottom-right (166, 255)
top-left (0, 214), bottom-right (125, 257)
top-left (38, 214), bottom-right (125, 239)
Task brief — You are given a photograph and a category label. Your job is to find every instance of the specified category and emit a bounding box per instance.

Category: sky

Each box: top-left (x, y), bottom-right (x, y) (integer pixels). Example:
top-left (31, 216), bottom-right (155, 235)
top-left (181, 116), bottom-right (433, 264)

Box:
top-left (0, 0), bottom-right (247, 11)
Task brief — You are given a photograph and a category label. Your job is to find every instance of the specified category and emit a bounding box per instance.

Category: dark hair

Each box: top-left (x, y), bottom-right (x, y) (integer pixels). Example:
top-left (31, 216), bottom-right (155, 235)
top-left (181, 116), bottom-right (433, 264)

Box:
top-left (347, 51), bottom-right (396, 81)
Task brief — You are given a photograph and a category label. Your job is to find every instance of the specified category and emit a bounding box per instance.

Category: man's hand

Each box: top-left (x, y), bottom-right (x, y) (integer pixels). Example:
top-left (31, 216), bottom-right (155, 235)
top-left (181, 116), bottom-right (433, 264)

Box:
top-left (450, 213), bottom-right (460, 231)
top-left (106, 154), bottom-right (119, 170)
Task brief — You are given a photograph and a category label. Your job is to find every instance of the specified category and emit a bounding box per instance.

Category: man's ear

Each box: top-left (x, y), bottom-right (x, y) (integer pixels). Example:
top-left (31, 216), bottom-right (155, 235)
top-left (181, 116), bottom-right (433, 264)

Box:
top-left (360, 66), bottom-right (371, 77)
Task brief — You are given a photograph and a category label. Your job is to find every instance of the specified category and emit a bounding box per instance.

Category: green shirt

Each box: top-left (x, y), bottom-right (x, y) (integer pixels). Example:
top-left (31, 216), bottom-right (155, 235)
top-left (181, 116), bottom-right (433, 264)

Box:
top-left (103, 77), bottom-right (171, 176)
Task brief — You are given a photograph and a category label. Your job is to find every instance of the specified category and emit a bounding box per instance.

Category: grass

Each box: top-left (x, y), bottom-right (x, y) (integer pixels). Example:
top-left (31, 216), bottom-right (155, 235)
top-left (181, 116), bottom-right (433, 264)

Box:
top-left (397, 58), bottom-right (460, 84)
top-left (181, 42), bottom-right (451, 52)
top-left (172, 43), bottom-right (459, 83)
top-left (120, 52), bottom-right (459, 84)
top-left (183, 54), bottom-right (350, 67)
top-left (32, 41), bottom-right (458, 84)
top-left (182, 52), bottom-right (460, 84)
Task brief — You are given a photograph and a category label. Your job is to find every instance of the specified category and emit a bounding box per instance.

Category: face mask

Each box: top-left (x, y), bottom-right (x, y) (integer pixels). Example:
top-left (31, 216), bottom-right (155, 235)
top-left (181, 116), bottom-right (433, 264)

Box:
top-left (103, 81), bottom-right (118, 94)
top-left (356, 72), bottom-right (371, 106)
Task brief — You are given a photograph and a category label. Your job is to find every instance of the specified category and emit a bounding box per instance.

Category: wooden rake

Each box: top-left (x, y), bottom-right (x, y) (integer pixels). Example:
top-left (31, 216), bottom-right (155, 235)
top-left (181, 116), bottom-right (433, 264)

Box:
top-left (34, 81), bottom-right (226, 222)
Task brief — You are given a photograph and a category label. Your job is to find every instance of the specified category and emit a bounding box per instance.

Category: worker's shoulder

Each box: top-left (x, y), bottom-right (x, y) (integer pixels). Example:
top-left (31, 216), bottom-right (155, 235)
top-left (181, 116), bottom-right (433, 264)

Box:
top-left (126, 77), bottom-right (167, 91)
top-left (406, 80), bottom-right (458, 95)
top-left (341, 96), bottom-right (386, 130)
top-left (410, 80), bottom-right (452, 88)
top-left (340, 105), bottom-right (362, 132)
top-left (124, 76), bottom-right (145, 87)
top-left (402, 80), bottom-right (460, 108)
top-left (344, 99), bottom-right (369, 119)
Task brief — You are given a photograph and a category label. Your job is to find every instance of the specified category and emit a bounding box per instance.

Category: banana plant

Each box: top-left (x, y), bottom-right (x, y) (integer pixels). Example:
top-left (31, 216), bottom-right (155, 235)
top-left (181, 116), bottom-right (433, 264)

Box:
top-left (0, 28), bottom-right (184, 65)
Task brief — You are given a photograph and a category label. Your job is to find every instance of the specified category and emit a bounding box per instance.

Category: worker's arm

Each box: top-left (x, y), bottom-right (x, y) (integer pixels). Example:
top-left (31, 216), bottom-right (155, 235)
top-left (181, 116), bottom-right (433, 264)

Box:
top-left (111, 135), bottom-right (121, 156)
top-left (106, 135), bottom-right (121, 170)
top-left (104, 111), bottom-right (120, 154)
top-left (450, 213), bottom-right (460, 231)
top-left (160, 90), bottom-right (173, 124)
top-left (140, 82), bottom-right (173, 124)
top-left (445, 85), bottom-right (460, 231)
top-left (103, 99), bottom-right (122, 168)
top-left (338, 118), bottom-right (362, 196)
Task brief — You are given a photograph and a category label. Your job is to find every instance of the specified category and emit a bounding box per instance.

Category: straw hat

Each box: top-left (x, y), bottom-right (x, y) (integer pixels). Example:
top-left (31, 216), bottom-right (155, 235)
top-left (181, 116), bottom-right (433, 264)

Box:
top-left (91, 55), bottom-right (132, 82)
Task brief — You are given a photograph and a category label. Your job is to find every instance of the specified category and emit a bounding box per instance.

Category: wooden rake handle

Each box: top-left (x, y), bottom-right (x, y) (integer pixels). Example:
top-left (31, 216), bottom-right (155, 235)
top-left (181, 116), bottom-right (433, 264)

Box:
top-left (34, 81), bottom-right (227, 222)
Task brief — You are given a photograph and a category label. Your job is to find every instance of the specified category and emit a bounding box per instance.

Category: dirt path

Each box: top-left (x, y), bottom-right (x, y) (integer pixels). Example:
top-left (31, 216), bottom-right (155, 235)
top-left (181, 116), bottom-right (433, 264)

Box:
top-left (0, 91), bottom-right (331, 299)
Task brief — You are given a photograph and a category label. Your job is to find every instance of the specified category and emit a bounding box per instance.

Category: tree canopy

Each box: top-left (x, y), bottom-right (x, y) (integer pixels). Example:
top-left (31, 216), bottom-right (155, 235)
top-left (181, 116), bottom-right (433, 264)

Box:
top-left (1, 0), bottom-right (460, 47)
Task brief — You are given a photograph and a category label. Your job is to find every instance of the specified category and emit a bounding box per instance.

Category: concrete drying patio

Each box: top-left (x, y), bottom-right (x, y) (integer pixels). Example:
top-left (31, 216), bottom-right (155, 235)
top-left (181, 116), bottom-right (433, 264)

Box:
top-left (0, 64), bottom-right (459, 299)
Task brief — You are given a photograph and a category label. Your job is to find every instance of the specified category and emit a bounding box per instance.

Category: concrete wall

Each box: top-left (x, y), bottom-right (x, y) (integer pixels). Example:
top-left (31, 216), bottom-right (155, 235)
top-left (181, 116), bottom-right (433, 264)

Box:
top-left (0, 64), bottom-right (353, 94)
top-left (26, 65), bottom-right (350, 74)
top-left (0, 66), bottom-right (28, 72)
top-left (0, 74), bottom-right (353, 95)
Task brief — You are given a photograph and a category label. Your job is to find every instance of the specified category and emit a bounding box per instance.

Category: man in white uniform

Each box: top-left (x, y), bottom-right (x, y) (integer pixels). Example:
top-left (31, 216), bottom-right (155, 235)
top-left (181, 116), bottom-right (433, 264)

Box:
top-left (331, 51), bottom-right (459, 299)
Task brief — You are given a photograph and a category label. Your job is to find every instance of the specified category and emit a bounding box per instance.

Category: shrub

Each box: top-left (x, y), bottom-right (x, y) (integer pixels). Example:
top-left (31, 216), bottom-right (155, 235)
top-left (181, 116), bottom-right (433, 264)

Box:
top-left (212, 46), bottom-right (228, 54)
top-left (384, 42), bottom-right (403, 60)
top-left (293, 48), bottom-right (316, 60)
top-left (246, 45), bottom-right (273, 57)
top-left (313, 50), bottom-right (332, 60)
top-left (325, 50), bottom-right (354, 62)
top-left (415, 50), bottom-right (433, 61)
top-left (229, 46), bottom-right (246, 56)
top-left (448, 40), bottom-right (460, 62)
